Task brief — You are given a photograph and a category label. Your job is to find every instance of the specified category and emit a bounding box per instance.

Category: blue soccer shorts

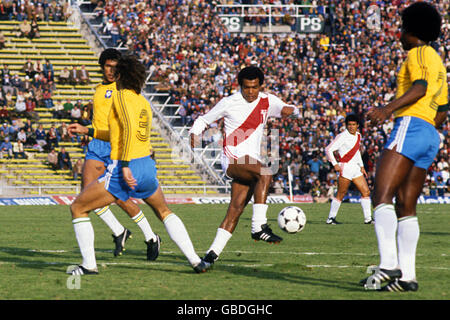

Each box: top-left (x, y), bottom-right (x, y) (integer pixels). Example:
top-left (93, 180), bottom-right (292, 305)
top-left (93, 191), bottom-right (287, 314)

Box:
top-left (386, 116), bottom-right (440, 169)
top-left (99, 156), bottom-right (159, 201)
top-left (85, 138), bottom-right (112, 166)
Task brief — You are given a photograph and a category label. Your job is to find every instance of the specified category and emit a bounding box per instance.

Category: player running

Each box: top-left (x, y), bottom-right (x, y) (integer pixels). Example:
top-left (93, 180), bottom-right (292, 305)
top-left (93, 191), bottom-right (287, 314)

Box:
top-left (324, 114), bottom-right (373, 225)
top-left (83, 48), bottom-right (160, 260)
top-left (362, 2), bottom-right (448, 292)
top-left (189, 66), bottom-right (300, 266)
top-left (67, 54), bottom-right (210, 275)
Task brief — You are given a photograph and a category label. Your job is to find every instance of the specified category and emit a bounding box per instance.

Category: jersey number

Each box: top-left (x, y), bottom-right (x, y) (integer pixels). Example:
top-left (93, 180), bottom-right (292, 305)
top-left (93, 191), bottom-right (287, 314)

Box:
top-left (137, 109), bottom-right (150, 142)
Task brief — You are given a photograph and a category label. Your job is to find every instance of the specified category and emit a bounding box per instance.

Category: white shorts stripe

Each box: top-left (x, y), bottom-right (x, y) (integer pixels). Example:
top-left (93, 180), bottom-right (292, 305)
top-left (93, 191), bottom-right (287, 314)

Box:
top-left (99, 160), bottom-right (118, 190)
top-left (388, 116), bottom-right (410, 152)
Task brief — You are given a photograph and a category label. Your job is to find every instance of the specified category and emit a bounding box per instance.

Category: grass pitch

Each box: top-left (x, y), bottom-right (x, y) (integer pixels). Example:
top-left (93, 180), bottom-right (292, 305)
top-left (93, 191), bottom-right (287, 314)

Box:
top-left (0, 203), bottom-right (448, 300)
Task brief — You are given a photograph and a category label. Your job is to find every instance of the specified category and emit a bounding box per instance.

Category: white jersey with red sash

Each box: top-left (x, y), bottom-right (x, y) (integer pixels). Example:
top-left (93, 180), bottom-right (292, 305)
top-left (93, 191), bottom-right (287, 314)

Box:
top-left (325, 129), bottom-right (364, 168)
top-left (189, 91), bottom-right (292, 162)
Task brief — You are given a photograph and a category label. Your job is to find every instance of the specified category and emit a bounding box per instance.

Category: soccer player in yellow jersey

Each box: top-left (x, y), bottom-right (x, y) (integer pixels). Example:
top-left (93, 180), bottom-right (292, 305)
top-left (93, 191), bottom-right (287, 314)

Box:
top-left (67, 54), bottom-right (210, 275)
top-left (83, 49), bottom-right (160, 260)
top-left (363, 2), bottom-right (448, 292)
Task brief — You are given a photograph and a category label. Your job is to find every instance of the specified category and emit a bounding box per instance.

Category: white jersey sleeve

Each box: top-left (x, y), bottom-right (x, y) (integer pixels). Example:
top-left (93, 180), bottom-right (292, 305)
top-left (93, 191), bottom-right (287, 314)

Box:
top-left (189, 98), bottom-right (227, 135)
top-left (267, 93), bottom-right (296, 118)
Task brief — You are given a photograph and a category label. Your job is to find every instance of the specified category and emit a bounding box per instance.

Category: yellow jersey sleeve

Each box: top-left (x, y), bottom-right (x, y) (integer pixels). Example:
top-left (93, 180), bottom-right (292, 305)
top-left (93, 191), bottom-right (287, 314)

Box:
top-left (109, 89), bottom-right (152, 162)
top-left (394, 45), bottom-right (448, 125)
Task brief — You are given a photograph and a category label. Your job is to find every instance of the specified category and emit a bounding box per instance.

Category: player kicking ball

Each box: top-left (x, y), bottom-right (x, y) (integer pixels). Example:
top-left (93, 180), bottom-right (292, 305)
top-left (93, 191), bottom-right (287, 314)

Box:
top-left (66, 55), bottom-right (210, 275)
top-left (189, 66), bottom-right (300, 266)
top-left (324, 114), bottom-right (373, 225)
top-left (361, 2), bottom-right (447, 292)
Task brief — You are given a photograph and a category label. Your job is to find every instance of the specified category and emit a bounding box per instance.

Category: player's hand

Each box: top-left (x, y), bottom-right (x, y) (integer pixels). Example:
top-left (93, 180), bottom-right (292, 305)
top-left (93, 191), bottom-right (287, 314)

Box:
top-left (360, 167), bottom-right (368, 178)
top-left (334, 164), bottom-right (342, 175)
top-left (122, 167), bottom-right (137, 190)
top-left (68, 123), bottom-right (88, 137)
top-left (367, 106), bottom-right (391, 126)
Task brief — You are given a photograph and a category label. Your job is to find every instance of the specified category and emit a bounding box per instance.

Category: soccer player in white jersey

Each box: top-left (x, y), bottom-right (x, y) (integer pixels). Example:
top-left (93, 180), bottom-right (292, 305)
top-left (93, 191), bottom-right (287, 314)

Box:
top-left (325, 114), bottom-right (373, 225)
top-left (189, 66), bottom-right (300, 266)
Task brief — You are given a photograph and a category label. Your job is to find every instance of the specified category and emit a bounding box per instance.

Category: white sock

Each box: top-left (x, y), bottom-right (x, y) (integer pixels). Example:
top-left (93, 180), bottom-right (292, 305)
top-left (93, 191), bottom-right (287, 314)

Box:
top-left (131, 211), bottom-right (156, 242)
top-left (163, 213), bottom-right (201, 266)
top-left (94, 206), bottom-right (125, 237)
top-left (208, 228), bottom-right (233, 256)
top-left (252, 204), bottom-right (268, 233)
top-left (397, 216), bottom-right (420, 282)
top-left (374, 204), bottom-right (398, 270)
top-left (328, 198), bottom-right (341, 220)
top-left (72, 217), bottom-right (97, 270)
top-left (361, 197), bottom-right (372, 222)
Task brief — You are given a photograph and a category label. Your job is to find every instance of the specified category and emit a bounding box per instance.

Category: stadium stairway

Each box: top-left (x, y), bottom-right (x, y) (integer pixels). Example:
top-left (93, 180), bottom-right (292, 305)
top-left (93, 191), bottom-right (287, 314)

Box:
top-left (0, 20), bottom-right (216, 197)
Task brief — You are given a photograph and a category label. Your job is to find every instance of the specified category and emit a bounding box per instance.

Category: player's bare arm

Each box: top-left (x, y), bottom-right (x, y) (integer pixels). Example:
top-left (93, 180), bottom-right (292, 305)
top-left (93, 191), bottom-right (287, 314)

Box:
top-left (368, 82), bottom-right (426, 125)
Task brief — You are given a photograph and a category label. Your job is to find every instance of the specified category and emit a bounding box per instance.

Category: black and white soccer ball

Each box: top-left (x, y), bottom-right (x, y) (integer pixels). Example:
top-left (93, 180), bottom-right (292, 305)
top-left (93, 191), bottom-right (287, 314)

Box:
top-left (277, 206), bottom-right (306, 234)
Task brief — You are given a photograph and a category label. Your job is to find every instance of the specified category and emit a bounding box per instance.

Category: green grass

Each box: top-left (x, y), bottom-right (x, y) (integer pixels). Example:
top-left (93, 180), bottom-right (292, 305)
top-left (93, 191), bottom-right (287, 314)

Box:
top-left (0, 203), bottom-right (448, 300)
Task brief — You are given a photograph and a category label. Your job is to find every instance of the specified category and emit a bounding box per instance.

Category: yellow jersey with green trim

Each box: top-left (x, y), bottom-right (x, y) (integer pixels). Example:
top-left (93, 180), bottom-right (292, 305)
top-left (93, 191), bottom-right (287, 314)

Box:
top-left (92, 82), bottom-right (116, 132)
top-left (94, 89), bottom-right (152, 162)
top-left (395, 45), bottom-right (448, 125)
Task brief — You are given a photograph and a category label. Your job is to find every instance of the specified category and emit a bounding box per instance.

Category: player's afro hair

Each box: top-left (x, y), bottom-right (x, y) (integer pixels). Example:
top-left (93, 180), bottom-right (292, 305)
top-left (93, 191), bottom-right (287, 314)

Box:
top-left (345, 113), bottom-right (359, 125)
top-left (98, 48), bottom-right (122, 68)
top-left (238, 66), bottom-right (264, 86)
top-left (401, 2), bottom-right (441, 42)
top-left (115, 54), bottom-right (146, 94)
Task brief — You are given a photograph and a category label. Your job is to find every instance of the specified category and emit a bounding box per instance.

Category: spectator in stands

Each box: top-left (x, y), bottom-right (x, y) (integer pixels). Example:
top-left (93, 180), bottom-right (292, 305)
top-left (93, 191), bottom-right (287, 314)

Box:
top-left (46, 125), bottom-right (59, 151)
top-left (52, 99), bottom-right (65, 119)
top-left (2, 74), bottom-right (15, 95)
top-left (12, 139), bottom-right (26, 159)
top-left (11, 74), bottom-right (24, 92)
top-left (79, 106), bottom-right (91, 126)
top-left (0, 137), bottom-right (13, 159)
top-left (47, 148), bottom-right (58, 170)
top-left (25, 96), bottom-right (38, 120)
top-left (17, 19), bottom-right (31, 38)
top-left (14, 90), bottom-right (26, 116)
top-left (43, 59), bottom-right (54, 82)
top-left (42, 89), bottom-right (53, 108)
top-left (0, 105), bottom-right (10, 124)
top-left (70, 103), bottom-right (82, 123)
top-left (17, 128), bottom-right (27, 144)
top-left (57, 146), bottom-right (72, 170)
top-left (72, 158), bottom-right (83, 180)
top-left (79, 65), bottom-right (90, 85)
top-left (63, 99), bottom-right (74, 118)
top-left (35, 123), bottom-right (47, 152)
top-left (29, 17), bottom-right (40, 39)
top-left (0, 31), bottom-right (6, 50)
top-left (57, 122), bottom-right (71, 142)
top-left (58, 67), bottom-right (70, 84)
top-left (69, 65), bottom-right (81, 85)
top-left (22, 58), bottom-right (35, 78)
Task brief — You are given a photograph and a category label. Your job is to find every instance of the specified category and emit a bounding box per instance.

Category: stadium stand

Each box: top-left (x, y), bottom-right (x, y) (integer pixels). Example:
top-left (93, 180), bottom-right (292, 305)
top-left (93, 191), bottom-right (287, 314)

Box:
top-left (0, 3), bottom-right (216, 197)
top-left (1, 0), bottom-right (448, 200)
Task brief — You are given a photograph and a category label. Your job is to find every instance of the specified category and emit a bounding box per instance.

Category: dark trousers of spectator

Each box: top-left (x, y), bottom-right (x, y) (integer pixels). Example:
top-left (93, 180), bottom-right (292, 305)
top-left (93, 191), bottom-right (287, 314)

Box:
top-left (59, 160), bottom-right (72, 171)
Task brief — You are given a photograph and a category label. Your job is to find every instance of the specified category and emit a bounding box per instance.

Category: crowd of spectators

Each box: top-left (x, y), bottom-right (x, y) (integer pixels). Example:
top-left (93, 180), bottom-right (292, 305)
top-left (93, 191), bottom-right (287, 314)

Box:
top-left (0, 1), bottom-right (92, 182)
top-left (85, 0), bottom-right (449, 198)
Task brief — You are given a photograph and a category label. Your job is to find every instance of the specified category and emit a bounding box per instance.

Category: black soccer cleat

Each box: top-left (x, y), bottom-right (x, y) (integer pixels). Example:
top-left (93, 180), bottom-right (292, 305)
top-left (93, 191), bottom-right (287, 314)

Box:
top-left (364, 218), bottom-right (375, 225)
top-left (251, 224), bottom-right (283, 243)
top-left (145, 235), bottom-right (161, 261)
top-left (359, 267), bottom-right (402, 287)
top-left (326, 218), bottom-right (342, 225)
top-left (203, 250), bottom-right (218, 264)
top-left (66, 265), bottom-right (98, 276)
top-left (379, 279), bottom-right (419, 292)
top-left (193, 259), bottom-right (213, 273)
top-left (112, 228), bottom-right (132, 257)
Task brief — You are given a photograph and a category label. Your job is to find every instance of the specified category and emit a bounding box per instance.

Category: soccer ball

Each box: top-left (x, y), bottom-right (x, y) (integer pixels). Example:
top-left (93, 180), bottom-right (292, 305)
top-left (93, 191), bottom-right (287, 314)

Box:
top-left (277, 206), bottom-right (306, 234)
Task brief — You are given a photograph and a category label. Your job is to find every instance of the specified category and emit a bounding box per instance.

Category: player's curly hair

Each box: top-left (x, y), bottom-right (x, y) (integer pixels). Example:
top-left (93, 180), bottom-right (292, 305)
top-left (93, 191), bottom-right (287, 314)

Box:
top-left (345, 113), bottom-right (359, 125)
top-left (98, 48), bottom-right (122, 68)
top-left (238, 66), bottom-right (264, 86)
top-left (401, 2), bottom-right (441, 42)
top-left (115, 54), bottom-right (146, 94)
